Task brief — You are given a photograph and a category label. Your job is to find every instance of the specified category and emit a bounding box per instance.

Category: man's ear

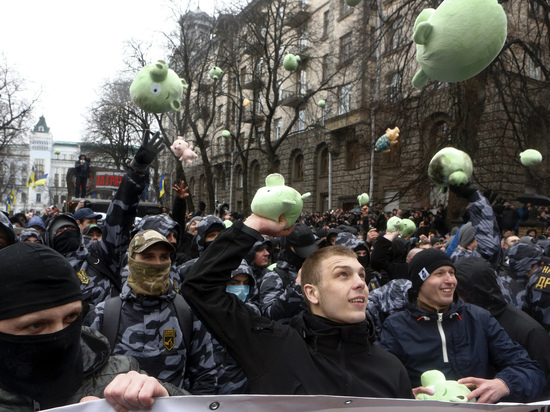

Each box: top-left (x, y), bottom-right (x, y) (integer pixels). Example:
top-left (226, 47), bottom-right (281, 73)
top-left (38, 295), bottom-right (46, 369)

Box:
top-left (302, 284), bottom-right (319, 306)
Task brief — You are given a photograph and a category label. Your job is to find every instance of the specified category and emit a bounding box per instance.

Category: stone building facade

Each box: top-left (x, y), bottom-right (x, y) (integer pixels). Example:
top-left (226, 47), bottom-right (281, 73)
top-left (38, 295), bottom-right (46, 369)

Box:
top-left (172, 0), bottom-right (549, 216)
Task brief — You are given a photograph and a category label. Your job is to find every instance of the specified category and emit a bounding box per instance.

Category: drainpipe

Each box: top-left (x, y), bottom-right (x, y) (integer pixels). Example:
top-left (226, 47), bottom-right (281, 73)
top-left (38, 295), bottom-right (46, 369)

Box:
top-left (369, 0), bottom-right (383, 205)
top-left (328, 151), bottom-right (332, 211)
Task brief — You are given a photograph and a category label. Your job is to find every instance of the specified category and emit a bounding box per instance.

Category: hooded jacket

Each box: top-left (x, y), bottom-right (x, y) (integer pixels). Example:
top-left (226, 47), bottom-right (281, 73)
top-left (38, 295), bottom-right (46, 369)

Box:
top-left (379, 299), bottom-right (545, 402)
top-left (182, 221), bottom-right (414, 398)
top-left (177, 216), bottom-right (225, 282)
top-left (0, 327), bottom-right (185, 411)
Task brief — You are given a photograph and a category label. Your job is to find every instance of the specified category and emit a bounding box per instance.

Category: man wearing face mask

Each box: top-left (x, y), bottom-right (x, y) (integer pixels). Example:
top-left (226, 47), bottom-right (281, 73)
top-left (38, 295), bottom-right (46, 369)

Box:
top-left (257, 223), bottom-right (318, 324)
top-left (177, 215), bottom-right (226, 282)
top-left (45, 130), bottom-right (164, 306)
top-left (212, 260), bottom-right (260, 395)
top-left (84, 230), bottom-right (218, 394)
top-left (0, 242), bottom-right (185, 411)
top-left (120, 214), bottom-right (187, 292)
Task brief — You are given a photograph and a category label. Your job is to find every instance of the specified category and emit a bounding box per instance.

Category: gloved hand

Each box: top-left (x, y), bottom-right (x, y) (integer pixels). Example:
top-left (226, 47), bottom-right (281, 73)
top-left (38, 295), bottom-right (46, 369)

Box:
top-left (450, 183), bottom-right (478, 201)
top-left (130, 130), bottom-right (164, 172)
top-left (199, 201), bottom-right (206, 212)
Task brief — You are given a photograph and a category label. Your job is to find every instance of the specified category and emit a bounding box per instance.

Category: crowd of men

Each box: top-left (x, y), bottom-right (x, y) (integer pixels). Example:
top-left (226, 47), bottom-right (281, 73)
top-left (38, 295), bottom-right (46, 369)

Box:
top-left (1, 131), bottom-right (550, 410)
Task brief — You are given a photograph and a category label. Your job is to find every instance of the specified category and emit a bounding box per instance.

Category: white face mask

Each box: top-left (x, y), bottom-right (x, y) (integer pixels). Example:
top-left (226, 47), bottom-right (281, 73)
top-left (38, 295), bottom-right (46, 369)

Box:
top-left (226, 285), bottom-right (249, 302)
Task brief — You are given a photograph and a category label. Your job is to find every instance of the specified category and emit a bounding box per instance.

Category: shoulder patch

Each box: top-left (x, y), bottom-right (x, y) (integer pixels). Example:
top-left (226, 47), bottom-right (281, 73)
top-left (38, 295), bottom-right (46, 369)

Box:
top-left (77, 269), bottom-right (90, 285)
top-left (164, 329), bottom-right (176, 351)
top-left (172, 279), bottom-right (179, 294)
top-left (533, 275), bottom-right (550, 294)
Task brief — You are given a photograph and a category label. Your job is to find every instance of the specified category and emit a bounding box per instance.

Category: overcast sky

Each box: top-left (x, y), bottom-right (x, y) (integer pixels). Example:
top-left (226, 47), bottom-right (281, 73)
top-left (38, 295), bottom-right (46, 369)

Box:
top-left (0, 0), bottom-right (217, 143)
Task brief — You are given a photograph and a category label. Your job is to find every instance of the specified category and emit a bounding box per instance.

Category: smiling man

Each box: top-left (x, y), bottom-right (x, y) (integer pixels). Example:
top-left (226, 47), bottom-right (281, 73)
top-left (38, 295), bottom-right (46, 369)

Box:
top-left (182, 214), bottom-right (413, 398)
top-left (378, 248), bottom-right (545, 404)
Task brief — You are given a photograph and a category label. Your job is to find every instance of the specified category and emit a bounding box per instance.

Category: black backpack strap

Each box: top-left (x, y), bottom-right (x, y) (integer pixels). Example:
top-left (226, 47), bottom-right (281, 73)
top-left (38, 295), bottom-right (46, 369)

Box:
top-left (101, 296), bottom-right (122, 353)
top-left (171, 294), bottom-right (193, 351)
top-left (86, 250), bottom-right (122, 293)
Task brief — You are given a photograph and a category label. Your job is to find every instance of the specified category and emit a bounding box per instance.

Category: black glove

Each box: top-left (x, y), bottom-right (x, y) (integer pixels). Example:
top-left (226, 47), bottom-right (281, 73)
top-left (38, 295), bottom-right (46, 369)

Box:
top-left (199, 201), bottom-right (206, 212)
top-left (130, 130), bottom-right (164, 172)
top-left (449, 183), bottom-right (478, 201)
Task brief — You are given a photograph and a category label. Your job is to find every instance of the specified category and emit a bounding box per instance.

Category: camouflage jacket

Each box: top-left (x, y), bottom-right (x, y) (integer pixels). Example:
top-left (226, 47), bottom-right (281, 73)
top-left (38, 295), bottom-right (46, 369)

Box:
top-left (524, 265), bottom-right (550, 334)
top-left (84, 283), bottom-right (218, 394)
top-left (68, 170), bottom-right (146, 305)
top-left (450, 190), bottom-right (503, 269)
top-left (367, 279), bottom-right (411, 334)
top-left (258, 260), bottom-right (308, 324)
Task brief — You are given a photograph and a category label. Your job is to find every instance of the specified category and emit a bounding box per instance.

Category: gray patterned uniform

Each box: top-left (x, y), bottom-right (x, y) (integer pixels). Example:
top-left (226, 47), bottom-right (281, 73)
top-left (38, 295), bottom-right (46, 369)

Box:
top-left (367, 279), bottom-right (411, 334)
top-left (500, 242), bottom-right (547, 309)
top-left (449, 190), bottom-right (515, 305)
top-left (84, 283), bottom-right (217, 393)
top-left (176, 215), bottom-right (251, 394)
top-left (46, 170), bottom-right (146, 306)
top-left (259, 259), bottom-right (307, 323)
top-left (525, 264), bottom-right (550, 334)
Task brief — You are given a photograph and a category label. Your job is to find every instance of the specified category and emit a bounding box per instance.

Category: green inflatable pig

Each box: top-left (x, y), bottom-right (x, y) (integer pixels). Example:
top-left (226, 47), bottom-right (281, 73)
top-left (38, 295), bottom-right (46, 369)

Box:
top-left (520, 149), bottom-right (543, 167)
top-left (400, 219), bottom-right (416, 238)
top-left (209, 66), bottom-right (223, 80)
top-left (251, 173), bottom-right (311, 228)
top-left (130, 60), bottom-right (188, 113)
top-left (387, 216), bottom-right (403, 233)
top-left (283, 54), bottom-right (301, 71)
top-left (357, 193), bottom-right (370, 206)
top-left (411, 0), bottom-right (507, 88)
top-left (416, 370), bottom-right (475, 403)
top-left (428, 147), bottom-right (473, 193)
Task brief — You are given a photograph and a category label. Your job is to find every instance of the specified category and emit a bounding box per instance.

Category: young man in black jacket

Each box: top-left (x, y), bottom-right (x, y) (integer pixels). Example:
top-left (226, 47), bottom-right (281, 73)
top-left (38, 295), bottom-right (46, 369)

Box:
top-left (182, 214), bottom-right (413, 398)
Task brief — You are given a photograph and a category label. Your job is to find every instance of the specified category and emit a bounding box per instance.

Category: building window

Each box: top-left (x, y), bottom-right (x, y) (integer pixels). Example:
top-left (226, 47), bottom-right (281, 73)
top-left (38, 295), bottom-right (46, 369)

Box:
top-left (236, 166), bottom-right (243, 188)
top-left (275, 118), bottom-right (282, 140)
top-left (322, 10), bottom-right (330, 38)
top-left (274, 159), bottom-right (281, 173)
top-left (35, 159), bottom-right (45, 177)
top-left (341, 0), bottom-right (352, 17)
top-left (36, 193), bottom-right (41, 203)
top-left (339, 84), bottom-right (352, 115)
top-left (321, 55), bottom-right (329, 81)
top-left (346, 141), bottom-right (360, 170)
top-left (297, 109), bottom-right (306, 132)
top-left (299, 70), bottom-right (307, 95)
top-left (294, 154), bottom-right (304, 180)
top-left (387, 73), bottom-right (402, 103)
top-left (388, 19), bottom-right (403, 51)
top-left (340, 32), bottom-right (352, 64)
top-left (319, 147), bottom-right (329, 176)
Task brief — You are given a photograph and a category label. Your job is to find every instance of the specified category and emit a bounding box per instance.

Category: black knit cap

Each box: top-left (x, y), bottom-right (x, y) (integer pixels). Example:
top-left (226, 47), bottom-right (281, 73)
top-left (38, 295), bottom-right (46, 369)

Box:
top-left (0, 242), bottom-right (82, 320)
top-left (408, 248), bottom-right (455, 301)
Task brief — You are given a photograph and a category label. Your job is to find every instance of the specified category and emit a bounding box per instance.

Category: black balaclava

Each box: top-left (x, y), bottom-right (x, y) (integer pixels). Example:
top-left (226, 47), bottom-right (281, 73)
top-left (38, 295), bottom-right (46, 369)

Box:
top-left (0, 243), bottom-right (83, 408)
top-left (54, 228), bottom-right (81, 254)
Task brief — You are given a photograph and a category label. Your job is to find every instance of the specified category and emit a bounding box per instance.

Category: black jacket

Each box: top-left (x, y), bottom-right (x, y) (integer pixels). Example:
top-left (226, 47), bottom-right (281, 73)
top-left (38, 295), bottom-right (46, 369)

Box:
top-left (182, 221), bottom-right (413, 398)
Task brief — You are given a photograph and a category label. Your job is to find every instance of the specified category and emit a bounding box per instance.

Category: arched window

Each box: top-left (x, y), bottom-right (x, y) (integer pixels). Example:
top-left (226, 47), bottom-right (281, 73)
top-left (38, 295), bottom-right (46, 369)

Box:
top-left (235, 166), bottom-right (243, 188)
top-left (251, 162), bottom-right (261, 190)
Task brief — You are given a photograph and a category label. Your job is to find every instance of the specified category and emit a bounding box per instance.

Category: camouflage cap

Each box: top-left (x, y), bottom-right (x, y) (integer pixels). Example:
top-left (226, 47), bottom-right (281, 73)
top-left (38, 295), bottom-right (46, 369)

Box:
top-left (508, 241), bottom-right (550, 277)
top-left (129, 229), bottom-right (176, 256)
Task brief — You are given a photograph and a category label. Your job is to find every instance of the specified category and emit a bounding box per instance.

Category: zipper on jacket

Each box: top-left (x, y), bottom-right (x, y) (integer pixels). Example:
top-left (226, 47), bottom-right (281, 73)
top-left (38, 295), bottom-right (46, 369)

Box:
top-left (437, 313), bottom-right (449, 363)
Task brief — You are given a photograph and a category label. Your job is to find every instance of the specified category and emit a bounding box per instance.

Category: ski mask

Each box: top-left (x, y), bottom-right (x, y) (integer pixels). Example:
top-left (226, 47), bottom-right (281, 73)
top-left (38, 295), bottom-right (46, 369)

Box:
top-left (53, 228), bottom-right (81, 254)
top-left (127, 230), bottom-right (175, 296)
top-left (0, 243), bottom-right (83, 408)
